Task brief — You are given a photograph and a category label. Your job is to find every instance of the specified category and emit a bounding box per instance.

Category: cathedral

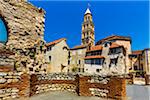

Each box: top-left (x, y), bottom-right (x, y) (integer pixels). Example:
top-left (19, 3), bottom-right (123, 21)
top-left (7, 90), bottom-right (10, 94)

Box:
top-left (68, 7), bottom-right (132, 75)
top-left (45, 7), bottom-right (149, 76)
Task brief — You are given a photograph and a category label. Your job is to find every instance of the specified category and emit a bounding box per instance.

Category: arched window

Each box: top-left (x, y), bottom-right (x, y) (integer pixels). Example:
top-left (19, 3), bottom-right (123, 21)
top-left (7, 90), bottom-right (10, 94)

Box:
top-left (0, 18), bottom-right (7, 43)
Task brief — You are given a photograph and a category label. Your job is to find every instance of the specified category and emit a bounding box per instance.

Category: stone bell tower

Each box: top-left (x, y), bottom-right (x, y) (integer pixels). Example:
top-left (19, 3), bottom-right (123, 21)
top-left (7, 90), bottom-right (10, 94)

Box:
top-left (81, 7), bottom-right (95, 46)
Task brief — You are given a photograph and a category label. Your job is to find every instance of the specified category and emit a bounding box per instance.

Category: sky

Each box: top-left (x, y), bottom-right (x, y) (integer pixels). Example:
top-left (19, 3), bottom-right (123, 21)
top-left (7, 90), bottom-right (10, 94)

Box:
top-left (0, 19), bottom-right (7, 42)
top-left (0, 0), bottom-right (149, 50)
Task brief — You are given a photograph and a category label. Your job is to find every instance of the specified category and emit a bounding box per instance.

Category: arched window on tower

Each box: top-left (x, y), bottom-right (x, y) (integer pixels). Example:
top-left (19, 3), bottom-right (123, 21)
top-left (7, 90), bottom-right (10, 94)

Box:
top-left (0, 18), bottom-right (8, 44)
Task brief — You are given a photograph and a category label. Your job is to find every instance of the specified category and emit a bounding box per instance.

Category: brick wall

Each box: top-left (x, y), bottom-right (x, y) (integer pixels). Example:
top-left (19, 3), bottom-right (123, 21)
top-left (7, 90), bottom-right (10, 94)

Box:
top-left (0, 71), bottom-right (30, 100)
top-left (0, 72), bottom-right (126, 99)
top-left (78, 75), bottom-right (126, 99)
top-left (30, 73), bottom-right (126, 99)
top-left (30, 73), bottom-right (78, 96)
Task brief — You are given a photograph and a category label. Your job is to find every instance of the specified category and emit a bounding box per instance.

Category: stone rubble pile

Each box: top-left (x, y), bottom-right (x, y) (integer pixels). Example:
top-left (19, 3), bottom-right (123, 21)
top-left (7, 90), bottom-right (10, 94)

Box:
top-left (87, 75), bottom-right (110, 84)
top-left (89, 88), bottom-right (108, 97)
top-left (0, 88), bottom-right (19, 100)
top-left (37, 73), bottom-right (76, 81)
top-left (0, 72), bottom-right (22, 84)
top-left (35, 84), bottom-right (76, 94)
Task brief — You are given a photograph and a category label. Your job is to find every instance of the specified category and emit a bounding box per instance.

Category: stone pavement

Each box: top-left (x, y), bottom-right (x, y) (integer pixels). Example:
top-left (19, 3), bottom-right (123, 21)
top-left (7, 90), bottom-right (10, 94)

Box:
top-left (18, 85), bottom-right (150, 100)
top-left (29, 91), bottom-right (110, 100)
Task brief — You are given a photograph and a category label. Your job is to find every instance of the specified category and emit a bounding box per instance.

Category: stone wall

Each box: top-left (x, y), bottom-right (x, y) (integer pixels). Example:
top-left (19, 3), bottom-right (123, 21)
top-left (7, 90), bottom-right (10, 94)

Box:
top-left (30, 73), bottom-right (126, 99)
top-left (30, 73), bottom-right (77, 96)
top-left (0, 72), bottom-right (29, 100)
top-left (0, 0), bottom-right (47, 74)
top-left (78, 75), bottom-right (126, 99)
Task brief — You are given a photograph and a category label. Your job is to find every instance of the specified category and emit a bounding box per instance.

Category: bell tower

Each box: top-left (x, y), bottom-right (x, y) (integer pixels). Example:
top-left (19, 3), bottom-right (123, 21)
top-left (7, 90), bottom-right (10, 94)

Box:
top-left (81, 7), bottom-right (95, 46)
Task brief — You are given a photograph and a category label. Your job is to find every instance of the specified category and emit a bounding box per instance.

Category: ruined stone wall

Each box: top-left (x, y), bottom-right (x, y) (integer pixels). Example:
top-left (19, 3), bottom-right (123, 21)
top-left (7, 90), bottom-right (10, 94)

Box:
top-left (30, 73), bottom-right (77, 96)
top-left (0, 0), bottom-right (47, 74)
top-left (0, 71), bottom-right (30, 100)
top-left (30, 73), bottom-right (126, 99)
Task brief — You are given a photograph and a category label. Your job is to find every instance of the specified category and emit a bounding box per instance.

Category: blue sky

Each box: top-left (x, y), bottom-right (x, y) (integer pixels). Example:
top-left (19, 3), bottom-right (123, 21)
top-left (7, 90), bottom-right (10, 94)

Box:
top-left (0, 1), bottom-right (149, 51)
top-left (0, 19), bottom-right (7, 42)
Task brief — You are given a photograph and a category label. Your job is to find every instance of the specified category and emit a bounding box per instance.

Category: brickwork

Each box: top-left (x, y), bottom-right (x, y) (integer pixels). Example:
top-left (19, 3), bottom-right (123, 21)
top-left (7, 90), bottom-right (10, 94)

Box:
top-left (78, 75), bottom-right (126, 99)
top-left (30, 73), bottom-right (126, 99)
top-left (0, 72), bottom-right (29, 100)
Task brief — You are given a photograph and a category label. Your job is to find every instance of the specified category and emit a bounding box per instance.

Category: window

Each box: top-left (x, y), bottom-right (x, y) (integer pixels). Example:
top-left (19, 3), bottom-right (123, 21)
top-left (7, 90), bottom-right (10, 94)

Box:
top-left (47, 46), bottom-right (51, 51)
top-left (110, 58), bottom-right (118, 67)
top-left (68, 60), bottom-right (70, 65)
top-left (49, 56), bottom-right (51, 62)
top-left (78, 60), bottom-right (81, 64)
top-left (96, 69), bottom-right (100, 73)
top-left (88, 16), bottom-right (90, 20)
top-left (0, 18), bottom-right (7, 43)
top-left (109, 48), bottom-right (121, 54)
top-left (104, 43), bottom-right (107, 47)
top-left (85, 59), bottom-right (104, 65)
top-left (78, 68), bottom-right (80, 72)
top-left (134, 66), bottom-right (137, 70)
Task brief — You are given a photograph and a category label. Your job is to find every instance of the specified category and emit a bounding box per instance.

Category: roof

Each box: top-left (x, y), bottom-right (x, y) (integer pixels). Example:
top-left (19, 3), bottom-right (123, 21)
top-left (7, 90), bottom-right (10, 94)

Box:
top-left (70, 45), bottom-right (87, 50)
top-left (85, 8), bottom-right (91, 14)
top-left (96, 35), bottom-right (131, 45)
top-left (110, 42), bottom-right (122, 49)
top-left (132, 50), bottom-right (142, 55)
top-left (87, 45), bottom-right (102, 52)
top-left (46, 38), bottom-right (66, 47)
top-left (84, 55), bottom-right (105, 59)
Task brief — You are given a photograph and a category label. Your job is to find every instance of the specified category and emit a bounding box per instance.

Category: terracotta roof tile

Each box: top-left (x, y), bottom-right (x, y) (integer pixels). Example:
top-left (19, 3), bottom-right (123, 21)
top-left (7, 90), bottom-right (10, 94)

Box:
top-left (87, 45), bottom-right (102, 52)
top-left (132, 50), bottom-right (142, 55)
top-left (71, 45), bottom-right (87, 50)
top-left (96, 35), bottom-right (131, 45)
top-left (84, 55), bottom-right (105, 59)
top-left (110, 42), bottom-right (122, 49)
top-left (46, 38), bottom-right (66, 47)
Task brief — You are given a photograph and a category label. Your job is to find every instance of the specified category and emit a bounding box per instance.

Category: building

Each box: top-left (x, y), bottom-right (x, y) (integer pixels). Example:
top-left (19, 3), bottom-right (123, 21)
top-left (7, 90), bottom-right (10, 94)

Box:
top-left (68, 7), bottom-right (95, 73)
top-left (45, 38), bottom-right (69, 73)
top-left (129, 48), bottom-right (150, 76)
top-left (84, 42), bottom-right (127, 75)
top-left (68, 7), bottom-right (132, 75)
top-left (81, 8), bottom-right (95, 46)
top-left (69, 45), bottom-right (87, 73)
top-left (96, 35), bottom-right (132, 73)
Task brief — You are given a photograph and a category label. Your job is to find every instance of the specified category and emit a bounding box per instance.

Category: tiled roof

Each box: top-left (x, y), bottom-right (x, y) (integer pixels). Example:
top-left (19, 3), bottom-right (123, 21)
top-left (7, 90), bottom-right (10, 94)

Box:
top-left (71, 45), bottom-right (87, 50)
top-left (110, 42), bottom-right (122, 49)
top-left (46, 38), bottom-right (66, 47)
top-left (96, 35), bottom-right (131, 45)
top-left (84, 55), bottom-right (105, 59)
top-left (87, 45), bottom-right (102, 52)
top-left (132, 50), bottom-right (142, 55)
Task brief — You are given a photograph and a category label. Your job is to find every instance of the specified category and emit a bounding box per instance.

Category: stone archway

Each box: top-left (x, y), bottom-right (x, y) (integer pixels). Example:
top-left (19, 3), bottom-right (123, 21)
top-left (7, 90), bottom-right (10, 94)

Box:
top-left (0, 14), bottom-right (9, 44)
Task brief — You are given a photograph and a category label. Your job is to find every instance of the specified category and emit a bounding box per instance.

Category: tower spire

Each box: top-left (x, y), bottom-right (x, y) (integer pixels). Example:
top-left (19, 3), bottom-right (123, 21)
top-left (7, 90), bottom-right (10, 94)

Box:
top-left (85, 3), bottom-right (91, 15)
top-left (82, 5), bottom-right (95, 46)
